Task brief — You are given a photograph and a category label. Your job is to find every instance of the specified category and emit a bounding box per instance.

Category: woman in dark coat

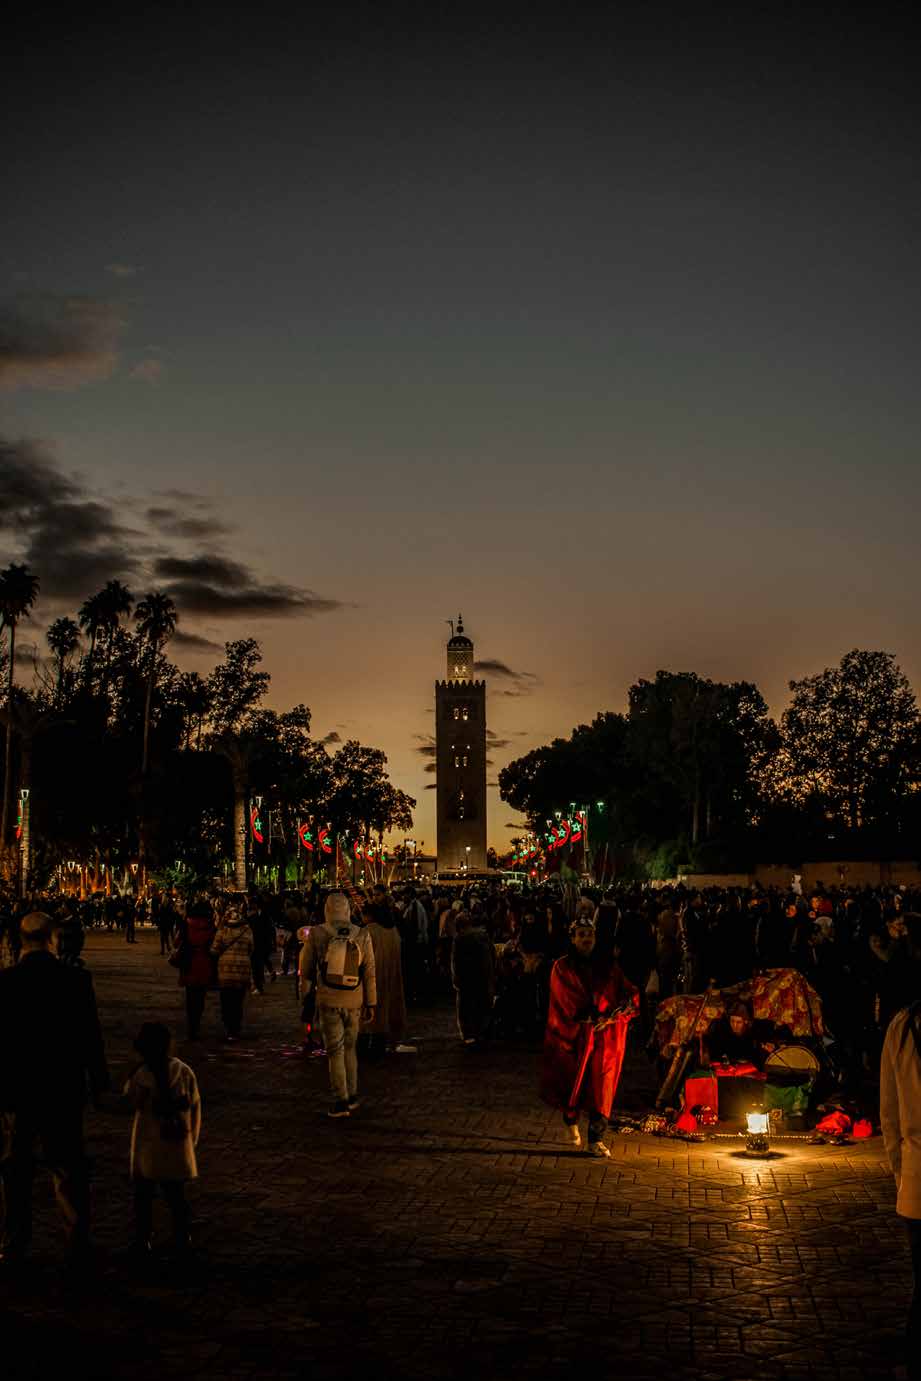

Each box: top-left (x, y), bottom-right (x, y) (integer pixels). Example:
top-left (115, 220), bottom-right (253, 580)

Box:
top-left (451, 911), bottom-right (496, 1045)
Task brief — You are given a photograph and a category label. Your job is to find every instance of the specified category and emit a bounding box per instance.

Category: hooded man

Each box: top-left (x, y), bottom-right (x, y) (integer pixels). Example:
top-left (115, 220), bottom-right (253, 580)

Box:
top-left (540, 916), bottom-right (637, 1157)
top-left (299, 893), bottom-right (376, 1118)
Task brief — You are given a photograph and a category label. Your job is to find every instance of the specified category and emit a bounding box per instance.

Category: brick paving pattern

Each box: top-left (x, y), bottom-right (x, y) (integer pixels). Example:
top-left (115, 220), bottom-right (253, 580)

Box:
top-left (1, 932), bottom-right (909, 1381)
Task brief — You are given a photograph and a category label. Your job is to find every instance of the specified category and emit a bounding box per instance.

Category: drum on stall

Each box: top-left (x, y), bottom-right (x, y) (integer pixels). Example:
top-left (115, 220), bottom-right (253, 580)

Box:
top-left (763, 1043), bottom-right (820, 1087)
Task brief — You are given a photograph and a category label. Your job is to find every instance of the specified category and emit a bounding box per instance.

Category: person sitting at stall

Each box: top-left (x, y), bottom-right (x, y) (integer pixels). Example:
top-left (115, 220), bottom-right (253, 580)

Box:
top-left (704, 1001), bottom-right (777, 1071)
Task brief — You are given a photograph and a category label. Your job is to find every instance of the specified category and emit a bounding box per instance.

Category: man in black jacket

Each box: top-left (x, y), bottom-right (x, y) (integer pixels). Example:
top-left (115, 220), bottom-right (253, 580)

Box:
top-left (0, 911), bottom-right (110, 1266)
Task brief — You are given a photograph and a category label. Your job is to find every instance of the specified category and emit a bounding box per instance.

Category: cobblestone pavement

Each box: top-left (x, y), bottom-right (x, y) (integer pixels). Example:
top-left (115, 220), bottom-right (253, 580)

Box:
top-left (1, 932), bottom-right (909, 1381)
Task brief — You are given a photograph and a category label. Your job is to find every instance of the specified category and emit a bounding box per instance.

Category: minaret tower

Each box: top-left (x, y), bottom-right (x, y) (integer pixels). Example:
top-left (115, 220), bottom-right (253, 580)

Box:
top-left (435, 615), bottom-right (488, 873)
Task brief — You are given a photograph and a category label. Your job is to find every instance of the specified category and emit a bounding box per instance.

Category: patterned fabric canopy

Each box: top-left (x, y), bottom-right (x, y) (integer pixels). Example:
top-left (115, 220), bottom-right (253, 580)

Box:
top-left (750, 968), bottom-right (825, 1039)
top-left (655, 968), bottom-right (824, 1049)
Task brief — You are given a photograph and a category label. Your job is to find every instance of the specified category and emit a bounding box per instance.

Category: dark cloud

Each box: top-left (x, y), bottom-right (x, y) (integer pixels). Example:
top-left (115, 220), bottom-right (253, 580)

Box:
top-left (0, 437), bottom-right (140, 599)
top-left (0, 294), bottom-right (124, 390)
top-left (154, 489), bottom-right (214, 508)
top-left (0, 438), bottom-right (345, 625)
top-left (172, 630), bottom-right (223, 654)
top-left (412, 732), bottom-right (437, 758)
top-left (424, 763), bottom-right (437, 774)
top-left (474, 658), bottom-right (538, 685)
top-left (155, 554), bottom-right (250, 585)
top-left (320, 731), bottom-right (342, 745)
top-left (424, 784), bottom-right (437, 790)
top-left (487, 731), bottom-right (511, 748)
top-left (161, 579), bottom-right (342, 618)
top-left (146, 507), bottom-right (230, 541)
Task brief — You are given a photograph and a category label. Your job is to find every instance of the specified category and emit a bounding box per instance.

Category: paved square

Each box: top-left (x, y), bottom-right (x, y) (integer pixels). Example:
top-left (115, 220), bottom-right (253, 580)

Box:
top-left (1, 932), bottom-right (907, 1381)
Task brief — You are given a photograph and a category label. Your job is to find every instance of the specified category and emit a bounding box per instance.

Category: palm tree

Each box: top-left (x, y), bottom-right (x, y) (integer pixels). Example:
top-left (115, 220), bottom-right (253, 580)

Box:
top-left (46, 616), bottom-right (80, 703)
top-left (134, 591), bottom-right (178, 777)
top-left (212, 731), bottom-right (258, 891)
top-left (95, 580), bottom-right (133, 702)
top-left (0, 564), bottom-right (40, 846)
top-left (176, 671), bottom-right (213, 750)
top-left (78, 591), bottom-right (106, 687)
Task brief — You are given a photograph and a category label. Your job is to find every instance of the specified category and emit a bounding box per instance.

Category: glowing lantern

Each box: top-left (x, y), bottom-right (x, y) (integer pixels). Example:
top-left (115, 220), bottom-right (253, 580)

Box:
top-left (745, 1109), bottom-right (771, 1154)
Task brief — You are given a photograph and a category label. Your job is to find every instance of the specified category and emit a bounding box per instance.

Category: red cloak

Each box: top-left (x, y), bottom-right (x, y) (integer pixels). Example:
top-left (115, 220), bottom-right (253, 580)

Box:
top-left (540, 954), bottom-right (637, 1118)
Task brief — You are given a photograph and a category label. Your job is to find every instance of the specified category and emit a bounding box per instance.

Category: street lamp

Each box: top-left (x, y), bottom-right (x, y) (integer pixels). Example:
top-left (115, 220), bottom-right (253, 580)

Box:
top-left (464, 845), bottom-right (471, 873)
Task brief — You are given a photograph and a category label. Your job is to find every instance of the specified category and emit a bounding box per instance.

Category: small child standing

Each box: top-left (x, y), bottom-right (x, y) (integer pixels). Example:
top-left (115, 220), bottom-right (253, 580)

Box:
top-left (124, 1022), bottom-right (201, 1255)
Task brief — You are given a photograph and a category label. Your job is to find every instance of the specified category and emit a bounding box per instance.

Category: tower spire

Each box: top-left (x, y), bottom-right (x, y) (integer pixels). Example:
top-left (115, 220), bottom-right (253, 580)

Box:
top-left (445, 613), bottom-right (474, 682)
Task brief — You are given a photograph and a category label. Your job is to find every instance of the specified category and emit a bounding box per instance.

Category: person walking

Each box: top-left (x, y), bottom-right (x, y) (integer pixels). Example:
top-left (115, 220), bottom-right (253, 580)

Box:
top-left (156, 896), bottom-right (176, 956)
top-left (359, 901), bottom-right (410, 1057)
top-left (0, 911), bottom-right (110, 1266)
top-left (540, 915), bottom-right (637, 1158)
top-left (451, 910), bottom-right (496, 1045)
top-left (124, 1022), bottom-right (201, 1258)
top-left (171, 900), bottom-right (217, 1040)
top-left (399, 887), bottom-right (431, 1005)
top-left (880, 913), bottom-right (921, 1381)
top-left (210, 902), bottom-right (254, 1040)
top-left (299, 892), bottom-right (376, 1118)
top-left (123, 894), bottom-right (136, 944)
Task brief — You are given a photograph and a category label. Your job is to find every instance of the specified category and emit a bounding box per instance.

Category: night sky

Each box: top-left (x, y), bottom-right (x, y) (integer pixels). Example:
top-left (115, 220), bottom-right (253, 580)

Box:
top-left (3, 11), bottom-right (919, 849)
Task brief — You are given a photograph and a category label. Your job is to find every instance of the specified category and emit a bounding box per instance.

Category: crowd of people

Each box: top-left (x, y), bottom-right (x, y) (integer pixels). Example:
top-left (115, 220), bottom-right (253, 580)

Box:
top-left (4, 875), bottom-right (921, 1065)
top-left (2, 872), bottom-right (921, 1370)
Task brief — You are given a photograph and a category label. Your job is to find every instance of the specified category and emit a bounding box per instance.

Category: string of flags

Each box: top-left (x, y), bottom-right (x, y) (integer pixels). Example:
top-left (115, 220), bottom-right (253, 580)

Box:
top-left (250, 808), bottom-right (392, 863)
top-left (506, 810), bottom-right (587, 868)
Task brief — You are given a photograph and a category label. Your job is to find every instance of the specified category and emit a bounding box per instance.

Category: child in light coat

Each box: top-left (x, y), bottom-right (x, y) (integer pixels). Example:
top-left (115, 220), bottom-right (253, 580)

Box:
top-left (124, 1022), bottom-right (201, 1254)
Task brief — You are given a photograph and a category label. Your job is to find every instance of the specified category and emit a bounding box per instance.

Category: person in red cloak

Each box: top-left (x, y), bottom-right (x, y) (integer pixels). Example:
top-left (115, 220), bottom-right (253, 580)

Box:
top-left (540, 915), bottom-right (638, 1157)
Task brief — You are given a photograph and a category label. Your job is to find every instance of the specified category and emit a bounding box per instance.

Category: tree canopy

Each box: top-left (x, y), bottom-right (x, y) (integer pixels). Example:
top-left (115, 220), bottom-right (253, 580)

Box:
top-left (0, 580), bottom-right (413, 888)
top-left (499, 652), bottom-right (920, 874)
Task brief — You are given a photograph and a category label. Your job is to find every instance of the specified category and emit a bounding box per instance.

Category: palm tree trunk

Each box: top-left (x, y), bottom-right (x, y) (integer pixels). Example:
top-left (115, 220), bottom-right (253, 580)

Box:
top-left (1, 620), bottom-right (15, 845)
top-left (142, 662), bottom-right (155, 777)
top-left (233, 773), bottom-right (247, 890)
top-left (100, 633), bottom-right (112, 705)
top-left (84, 631), bottom-right (97, 688)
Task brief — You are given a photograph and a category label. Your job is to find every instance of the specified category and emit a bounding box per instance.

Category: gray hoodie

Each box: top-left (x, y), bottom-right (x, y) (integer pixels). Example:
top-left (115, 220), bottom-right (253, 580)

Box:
top-left (299, 920), bottom-right (377, 1011)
